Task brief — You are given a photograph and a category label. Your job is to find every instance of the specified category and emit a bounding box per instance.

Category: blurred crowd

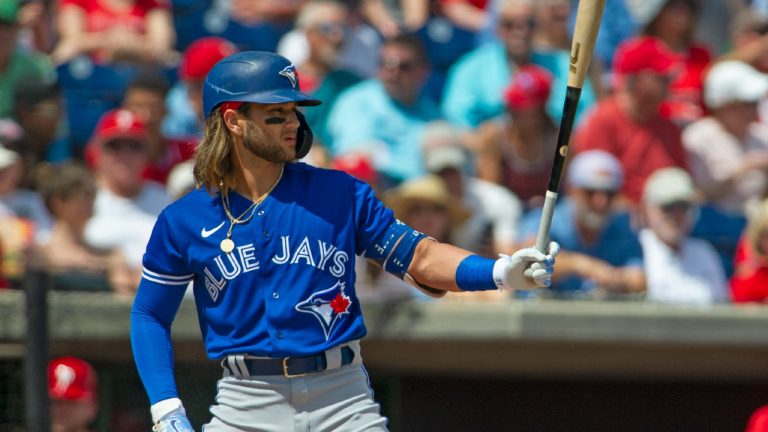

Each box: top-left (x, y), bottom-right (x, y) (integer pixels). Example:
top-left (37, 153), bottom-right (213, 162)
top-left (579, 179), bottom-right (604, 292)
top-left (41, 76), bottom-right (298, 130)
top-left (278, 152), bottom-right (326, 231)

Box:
top-left (3, 0), bottom-right (768, 307)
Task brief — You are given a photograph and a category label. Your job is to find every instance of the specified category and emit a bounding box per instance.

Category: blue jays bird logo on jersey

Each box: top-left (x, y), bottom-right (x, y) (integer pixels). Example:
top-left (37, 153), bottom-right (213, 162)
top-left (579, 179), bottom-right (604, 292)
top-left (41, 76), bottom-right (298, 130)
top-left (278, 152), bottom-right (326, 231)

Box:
top-left (279, 65), bottom-right (298, 89)
top-left (295, 280), bottom-right (351, 340)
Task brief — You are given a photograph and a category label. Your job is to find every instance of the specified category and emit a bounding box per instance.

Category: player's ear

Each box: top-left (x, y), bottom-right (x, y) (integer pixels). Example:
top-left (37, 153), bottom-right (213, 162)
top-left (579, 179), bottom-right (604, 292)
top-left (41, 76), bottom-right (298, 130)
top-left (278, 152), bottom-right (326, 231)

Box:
top-left (222, 108), bottom-right (243, 136)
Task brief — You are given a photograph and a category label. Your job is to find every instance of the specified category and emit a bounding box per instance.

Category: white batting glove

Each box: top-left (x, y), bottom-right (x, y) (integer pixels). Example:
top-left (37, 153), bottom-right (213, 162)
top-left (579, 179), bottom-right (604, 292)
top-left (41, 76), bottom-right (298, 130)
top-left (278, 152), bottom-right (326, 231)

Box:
top-left (494, 242), bottom-right (560, 291)
top-left (151, 398), bottom-right (194, 432)
top-left (153, 413), bottom-right (194, 432)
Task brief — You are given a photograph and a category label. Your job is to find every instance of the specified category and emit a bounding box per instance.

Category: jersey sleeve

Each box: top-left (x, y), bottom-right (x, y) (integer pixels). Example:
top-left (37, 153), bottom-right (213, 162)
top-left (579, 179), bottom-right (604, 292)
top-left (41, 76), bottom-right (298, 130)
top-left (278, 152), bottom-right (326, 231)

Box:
top-left (131, 211), bottom-right (193, 404)
top-left (350, 178), bottom-right (396, 256)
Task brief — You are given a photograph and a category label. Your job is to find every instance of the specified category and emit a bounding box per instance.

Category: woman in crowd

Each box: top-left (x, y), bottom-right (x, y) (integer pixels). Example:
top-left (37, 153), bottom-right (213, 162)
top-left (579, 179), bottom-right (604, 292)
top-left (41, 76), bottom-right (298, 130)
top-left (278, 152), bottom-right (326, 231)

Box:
top-left (470, 64), bottom-right (557, 211)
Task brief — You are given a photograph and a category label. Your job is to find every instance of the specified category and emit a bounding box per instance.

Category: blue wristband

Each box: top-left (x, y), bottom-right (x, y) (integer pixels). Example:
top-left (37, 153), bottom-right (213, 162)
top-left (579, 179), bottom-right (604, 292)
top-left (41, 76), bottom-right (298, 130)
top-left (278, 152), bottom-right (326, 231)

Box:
top-left (455, 255), bottom-right (497, 292)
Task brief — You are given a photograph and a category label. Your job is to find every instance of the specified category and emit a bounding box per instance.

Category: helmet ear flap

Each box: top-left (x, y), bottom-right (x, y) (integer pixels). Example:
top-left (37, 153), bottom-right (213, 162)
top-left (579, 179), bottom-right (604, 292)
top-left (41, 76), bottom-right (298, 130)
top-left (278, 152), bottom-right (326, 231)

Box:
top-left (294, 110), bottom-right (313, 159)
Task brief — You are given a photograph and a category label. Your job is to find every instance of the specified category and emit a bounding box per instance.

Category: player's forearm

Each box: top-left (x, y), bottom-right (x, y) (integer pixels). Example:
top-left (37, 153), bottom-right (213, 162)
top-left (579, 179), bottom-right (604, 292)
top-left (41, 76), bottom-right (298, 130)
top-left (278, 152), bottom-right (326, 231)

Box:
top-left (407, 240), bottom-right (475, 292)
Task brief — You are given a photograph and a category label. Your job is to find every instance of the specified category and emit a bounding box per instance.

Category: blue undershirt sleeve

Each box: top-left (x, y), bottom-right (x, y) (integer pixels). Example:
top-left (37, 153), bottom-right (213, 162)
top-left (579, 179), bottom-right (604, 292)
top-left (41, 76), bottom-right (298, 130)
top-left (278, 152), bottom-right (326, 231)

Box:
top-left (130, 277), bottom-right (188, 404)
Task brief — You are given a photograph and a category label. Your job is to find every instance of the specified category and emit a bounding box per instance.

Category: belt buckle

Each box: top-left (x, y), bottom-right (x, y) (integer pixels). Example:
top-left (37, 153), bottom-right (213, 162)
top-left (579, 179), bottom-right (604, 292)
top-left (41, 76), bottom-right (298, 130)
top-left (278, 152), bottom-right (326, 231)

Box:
top-left (282, 357), bottom-right (306, 378)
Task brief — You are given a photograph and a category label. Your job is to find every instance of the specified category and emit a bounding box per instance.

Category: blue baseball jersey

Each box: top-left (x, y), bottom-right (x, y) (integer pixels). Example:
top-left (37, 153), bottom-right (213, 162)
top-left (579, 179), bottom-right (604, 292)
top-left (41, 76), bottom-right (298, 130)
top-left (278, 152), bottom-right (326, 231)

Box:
top-left (140, 162), bottom-right (394, 359)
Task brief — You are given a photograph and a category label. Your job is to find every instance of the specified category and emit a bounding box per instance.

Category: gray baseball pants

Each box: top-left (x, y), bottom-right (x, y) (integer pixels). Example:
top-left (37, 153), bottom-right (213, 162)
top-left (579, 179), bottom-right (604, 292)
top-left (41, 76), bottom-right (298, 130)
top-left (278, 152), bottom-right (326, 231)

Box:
top-left (202, 342), bottom-right (389, 431)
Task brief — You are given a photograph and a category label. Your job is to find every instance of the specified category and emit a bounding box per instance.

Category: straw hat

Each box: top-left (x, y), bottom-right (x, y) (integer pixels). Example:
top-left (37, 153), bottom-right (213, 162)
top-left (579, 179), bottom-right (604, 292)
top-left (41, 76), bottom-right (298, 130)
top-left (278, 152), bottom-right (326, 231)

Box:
top-left (384, 175), bottom-right (471, 225)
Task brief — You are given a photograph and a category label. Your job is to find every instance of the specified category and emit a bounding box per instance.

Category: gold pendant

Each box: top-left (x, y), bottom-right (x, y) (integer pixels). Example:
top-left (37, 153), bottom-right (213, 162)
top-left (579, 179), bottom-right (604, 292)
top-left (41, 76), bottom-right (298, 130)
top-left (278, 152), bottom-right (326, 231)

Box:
top-left (220, 238), bottom-right (235, 253)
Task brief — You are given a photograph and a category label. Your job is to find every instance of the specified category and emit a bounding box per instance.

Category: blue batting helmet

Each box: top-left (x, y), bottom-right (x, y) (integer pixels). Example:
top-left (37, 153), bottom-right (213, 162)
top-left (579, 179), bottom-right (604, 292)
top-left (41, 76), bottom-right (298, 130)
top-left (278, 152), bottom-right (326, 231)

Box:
top-left (202, 51), bottom-right (321, 117)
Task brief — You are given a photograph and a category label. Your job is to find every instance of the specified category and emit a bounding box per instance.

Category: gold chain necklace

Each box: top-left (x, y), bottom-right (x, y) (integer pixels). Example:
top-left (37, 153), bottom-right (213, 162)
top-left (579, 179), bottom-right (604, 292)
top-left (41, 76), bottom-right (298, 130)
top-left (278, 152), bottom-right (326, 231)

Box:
top-left (219, 165), bottom-right (284, 253)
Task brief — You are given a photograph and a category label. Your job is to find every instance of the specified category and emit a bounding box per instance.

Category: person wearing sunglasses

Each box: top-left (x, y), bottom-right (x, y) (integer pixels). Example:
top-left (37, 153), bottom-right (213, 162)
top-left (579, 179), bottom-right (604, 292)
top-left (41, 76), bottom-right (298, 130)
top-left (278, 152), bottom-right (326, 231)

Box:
top-left (517, 150), bottom-right (645, 299)
top-left (639, 167), bottom-right (729, 306)
top-left (327, 34), bottom-right (439, 187)
top-left (83, 109), bottom-right (172, 295)
top-left (442, 0), bottom-right (596, 129)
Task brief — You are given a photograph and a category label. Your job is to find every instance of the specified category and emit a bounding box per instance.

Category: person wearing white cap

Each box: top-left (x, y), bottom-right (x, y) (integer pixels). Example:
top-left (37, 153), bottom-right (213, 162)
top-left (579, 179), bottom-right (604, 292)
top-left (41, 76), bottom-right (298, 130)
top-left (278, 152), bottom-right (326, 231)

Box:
top-left (517, 150), bottom-right (645, 298)
top-left (683, 60), bottom-right (768, 216)
top-left (639, 168), bottom-right (729, 305)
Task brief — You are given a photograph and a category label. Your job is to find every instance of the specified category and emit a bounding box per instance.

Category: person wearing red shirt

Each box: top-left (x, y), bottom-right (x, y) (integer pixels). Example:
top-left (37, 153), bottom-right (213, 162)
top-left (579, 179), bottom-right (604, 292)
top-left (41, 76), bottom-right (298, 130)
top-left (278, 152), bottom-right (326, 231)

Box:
top-left (633, 0), bottom-right (712, 127)
top-left (52, 0), bottom-right (174, 65)
top-left (731, 199), bottom-right (768, 303)
top-left (573, 37), bottom-right (688, 206)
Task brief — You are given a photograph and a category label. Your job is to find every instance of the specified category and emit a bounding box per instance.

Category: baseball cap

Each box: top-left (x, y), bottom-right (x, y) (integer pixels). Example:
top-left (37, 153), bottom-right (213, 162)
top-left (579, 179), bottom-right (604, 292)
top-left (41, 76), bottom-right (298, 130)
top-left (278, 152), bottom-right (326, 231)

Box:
top-left (384, 175), bottom-right (471, 225)
top-left (424, 145), bottom-right (467, 173)
top-left (704, 60), bottom-right (768, 109)
top-left (504, 65), bottom-right (553, 111)
top-left (48, 357), bottom-right (98, 401)
top-left (0, 0), bottom-right (19, 24)
top-left (613, 37), bottom-right (680, 77)
top-left (567, 150), bottom-right (624, 191)
top-left (643, 167), bottom-right (697, 206)
top-left (90, 109), bottom-right (148, 146)
top-left (627, 0), bottom-right (697, 28)
top-left (180, 37), bottom-right (238, 81)
top-left (0, 145), bottom-right (20, 170)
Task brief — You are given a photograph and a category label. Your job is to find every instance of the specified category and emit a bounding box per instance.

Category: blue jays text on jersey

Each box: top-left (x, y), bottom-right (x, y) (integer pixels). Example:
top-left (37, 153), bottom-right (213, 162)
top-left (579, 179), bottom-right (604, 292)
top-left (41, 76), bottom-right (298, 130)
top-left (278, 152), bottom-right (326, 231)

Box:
top-left (139, 162), bottom-right (397, 360)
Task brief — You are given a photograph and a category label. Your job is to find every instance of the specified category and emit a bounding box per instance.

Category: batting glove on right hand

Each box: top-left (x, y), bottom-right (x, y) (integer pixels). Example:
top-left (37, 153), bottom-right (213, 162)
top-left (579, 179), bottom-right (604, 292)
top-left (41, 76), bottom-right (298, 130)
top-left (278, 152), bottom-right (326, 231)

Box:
top-left (152, 412), bottom-right (194, 432)
top-left (495, 241), bottom-right (559, 291)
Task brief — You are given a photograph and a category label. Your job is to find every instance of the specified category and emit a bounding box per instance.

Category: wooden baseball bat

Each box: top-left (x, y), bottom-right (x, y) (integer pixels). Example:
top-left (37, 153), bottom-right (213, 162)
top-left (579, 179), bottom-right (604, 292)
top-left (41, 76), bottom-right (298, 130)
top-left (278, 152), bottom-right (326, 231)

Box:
top-left (535, 0), bottom-right (606, 253)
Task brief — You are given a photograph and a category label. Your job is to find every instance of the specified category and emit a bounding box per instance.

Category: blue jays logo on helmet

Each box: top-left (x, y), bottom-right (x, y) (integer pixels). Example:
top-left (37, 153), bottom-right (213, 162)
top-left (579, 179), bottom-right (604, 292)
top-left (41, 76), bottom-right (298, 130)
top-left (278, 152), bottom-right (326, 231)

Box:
top-left (202, 51), bottom-right (321, 117)
top-left (295, 281), bottom-right (351, 340)
top-left (279, 65), bottom-right (298, 89)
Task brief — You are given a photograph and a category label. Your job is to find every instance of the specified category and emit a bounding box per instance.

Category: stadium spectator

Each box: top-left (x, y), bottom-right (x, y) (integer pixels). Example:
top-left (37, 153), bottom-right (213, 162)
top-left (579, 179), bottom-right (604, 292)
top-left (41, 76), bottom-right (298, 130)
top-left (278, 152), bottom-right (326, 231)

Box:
top-left (730, 199), bottom-right (768, 303)
top-left (16, 0), bottom-right (54, 53)
top-left (278, 1), bottom-right (383, 79)
top-left (121, 72), bottom-right (196, 185)
top-left (10, 78), bottom-right (69, 181)
top-left (441, 0), bottom-right (596, 128)
top-left (0, 0), bottom-right (53, 118)
top-left (422, 121), bottom-right (522, 257)
top-left (52, 0), bottom-right (176, 65)
top-left (48, 356), bottom-right (99, 432)
top-left (163, 37), bottom-right (237, 140)
top-left (0, 141), bottom-right (52, 244)
top-left (284, 1), bottom-right (364, 152)
top-left (385, 174), bottom-right (471, 245)
top-left (0, 145), bottom-right (37, 287)
top-left (533, 0), bottom-right (570, 51)
top-left (683, 60), bottom-right (768, 217)
top-left (83, 109), bottom-right (171, 285)
top-left (639, 167), bottom-right (729, 306)
top-left (517, 150), bottom-right (645, 299)
top-left (629, 0), bottom-right (711, 127)
top-left (437, 0), bottom-right (492, 33)
top-left (573, 36), bottom-right (688, 206)
top-left (716, 8), bottom-right (768, 73)
top-left (32, 162), bottom-right (135, 294)
top-left (471, 64), bottom-right (557, 210)
top-left (326, 34), bottom-right (439, 186)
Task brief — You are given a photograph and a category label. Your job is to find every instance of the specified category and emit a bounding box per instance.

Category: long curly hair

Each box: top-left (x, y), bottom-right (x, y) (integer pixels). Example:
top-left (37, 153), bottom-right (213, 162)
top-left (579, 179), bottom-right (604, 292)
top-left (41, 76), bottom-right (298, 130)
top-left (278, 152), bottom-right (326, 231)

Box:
top-left (193, 107), bottom-right (238, 193)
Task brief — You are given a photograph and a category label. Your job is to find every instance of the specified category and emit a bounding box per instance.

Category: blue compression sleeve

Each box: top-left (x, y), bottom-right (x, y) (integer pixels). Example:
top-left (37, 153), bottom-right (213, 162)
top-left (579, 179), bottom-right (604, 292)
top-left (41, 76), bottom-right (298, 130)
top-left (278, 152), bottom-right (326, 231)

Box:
top-left (130, 279), bottom-right (188, 404)
top-left (455, 255), bottom-right (497, 291)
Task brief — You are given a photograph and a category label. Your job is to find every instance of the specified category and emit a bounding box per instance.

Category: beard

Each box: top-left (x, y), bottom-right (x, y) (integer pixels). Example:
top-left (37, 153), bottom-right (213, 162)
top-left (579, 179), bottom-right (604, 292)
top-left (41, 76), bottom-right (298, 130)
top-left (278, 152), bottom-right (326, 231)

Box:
top-left (241, 121), bottom-right (294, 162)
top-left (574, 202), bottom-right (610, 231)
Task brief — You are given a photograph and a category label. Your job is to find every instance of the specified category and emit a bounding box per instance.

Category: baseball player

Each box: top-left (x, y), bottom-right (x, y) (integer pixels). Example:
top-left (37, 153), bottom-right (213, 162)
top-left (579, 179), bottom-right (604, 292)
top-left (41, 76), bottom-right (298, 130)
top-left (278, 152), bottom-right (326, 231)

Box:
top-left (131, 51), bottom-right (559, 431)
